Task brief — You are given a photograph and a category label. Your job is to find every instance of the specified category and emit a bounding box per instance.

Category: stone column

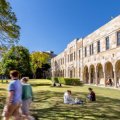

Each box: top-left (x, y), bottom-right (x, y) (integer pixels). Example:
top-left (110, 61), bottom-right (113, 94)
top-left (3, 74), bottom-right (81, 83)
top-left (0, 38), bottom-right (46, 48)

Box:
top-left (95, 70), bottom-right (98, 85)
top-left (95, 65), bottom-right (98, 85)
top-left (68, 69), bottom-right (69, 78)
top-left (81, 68), bottom-right (84, 82)
top-left (113, 70), bottom-right (117, 88)
top-left (103, 72), bottom-right (106, 87)
top-left (103, 65), bottom-right (106, 87)
top-left (89, 71), bottom-right (91, 84)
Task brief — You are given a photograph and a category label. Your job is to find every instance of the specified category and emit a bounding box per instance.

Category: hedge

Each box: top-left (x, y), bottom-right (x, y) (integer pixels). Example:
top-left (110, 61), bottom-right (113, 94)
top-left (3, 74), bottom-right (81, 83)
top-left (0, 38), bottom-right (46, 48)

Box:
top-left (57, 77), bottom-right (83, 86)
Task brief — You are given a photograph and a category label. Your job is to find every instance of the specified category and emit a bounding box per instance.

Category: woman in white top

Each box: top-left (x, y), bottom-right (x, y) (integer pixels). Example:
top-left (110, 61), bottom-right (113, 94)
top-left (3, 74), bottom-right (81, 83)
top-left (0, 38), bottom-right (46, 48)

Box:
top-left (64, 90), bottom-right (75, 104)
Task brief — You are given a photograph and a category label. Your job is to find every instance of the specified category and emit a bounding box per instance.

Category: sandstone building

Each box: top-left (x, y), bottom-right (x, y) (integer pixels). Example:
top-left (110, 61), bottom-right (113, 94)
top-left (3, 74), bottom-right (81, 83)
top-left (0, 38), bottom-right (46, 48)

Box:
top-left (51, 15), bottom-right (120, 88)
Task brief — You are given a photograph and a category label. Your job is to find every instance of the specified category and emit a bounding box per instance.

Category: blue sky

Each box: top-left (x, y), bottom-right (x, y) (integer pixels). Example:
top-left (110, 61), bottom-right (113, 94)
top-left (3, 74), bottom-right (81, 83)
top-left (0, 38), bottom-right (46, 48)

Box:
top-left (10, 0), bottom-right (120, 54)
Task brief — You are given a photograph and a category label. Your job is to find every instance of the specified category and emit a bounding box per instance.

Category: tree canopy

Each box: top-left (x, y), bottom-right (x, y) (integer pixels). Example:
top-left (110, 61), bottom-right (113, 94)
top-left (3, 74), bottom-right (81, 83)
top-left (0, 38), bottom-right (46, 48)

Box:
top-left (30, 52), bottom-right (50, 78)
top-left (0, 0), bottom-right (20, 47)
top-left (1, 46), bottom-right (32, 77)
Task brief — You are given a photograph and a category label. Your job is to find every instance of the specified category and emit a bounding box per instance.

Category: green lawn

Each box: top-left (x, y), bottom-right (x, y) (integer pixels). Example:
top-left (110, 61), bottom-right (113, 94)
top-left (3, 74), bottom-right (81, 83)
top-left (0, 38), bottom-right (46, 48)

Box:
top-left (0, 79), bottom-right (120, 120)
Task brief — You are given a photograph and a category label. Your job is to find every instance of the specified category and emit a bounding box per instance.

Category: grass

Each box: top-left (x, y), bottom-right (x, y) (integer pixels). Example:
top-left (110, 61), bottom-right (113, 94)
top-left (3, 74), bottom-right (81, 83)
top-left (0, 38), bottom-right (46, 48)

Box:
top-left (0, 79), bottom-right (120, 120)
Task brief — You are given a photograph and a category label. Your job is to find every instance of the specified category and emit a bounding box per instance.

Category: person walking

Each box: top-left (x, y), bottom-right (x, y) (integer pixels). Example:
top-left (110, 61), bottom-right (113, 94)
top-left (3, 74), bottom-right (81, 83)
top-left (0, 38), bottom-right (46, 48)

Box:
top-left (21, 77), bottom-right (34, 120)
top-left (2, 70), bottom-right (22, 120)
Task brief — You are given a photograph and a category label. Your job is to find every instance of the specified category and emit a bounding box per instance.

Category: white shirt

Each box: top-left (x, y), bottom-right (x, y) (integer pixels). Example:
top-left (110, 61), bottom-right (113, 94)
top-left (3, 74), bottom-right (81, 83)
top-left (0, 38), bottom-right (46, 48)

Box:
top-left (63, 92), bottom-right (75, 104)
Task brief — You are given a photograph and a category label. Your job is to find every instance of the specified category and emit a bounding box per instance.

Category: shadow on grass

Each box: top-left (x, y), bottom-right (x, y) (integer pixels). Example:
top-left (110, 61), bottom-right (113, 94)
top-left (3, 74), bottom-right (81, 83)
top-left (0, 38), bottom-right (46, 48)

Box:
top-left (30, 91), bottom-right (120, 120)
top-left (31, 83), bottom-right (51, 87)
top-left (0, 88), bottom-right (6, 91)
top-left (31, 83), bottom-right (71, 88)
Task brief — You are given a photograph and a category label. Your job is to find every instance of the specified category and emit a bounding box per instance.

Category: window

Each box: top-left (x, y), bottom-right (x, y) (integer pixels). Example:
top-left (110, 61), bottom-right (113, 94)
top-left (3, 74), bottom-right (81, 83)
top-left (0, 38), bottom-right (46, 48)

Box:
top-left (70, 53), bottom-right (73, 61)
top-left (79, 50), bottom-right (81, 59)
top-left (117, 32), bottom-right (120, 46)
top-left (68, 55), bottom-right (69, 62)
top-left (85, 47), bottom-right (87, 57)
top-left (74, 52), bottom-right (75, 60)
top-left (106, 37), bottom-right (109, 50)
top-left (59, 59), bottom-right (61, 65)
top-left (97, 41), bottom-right (100, 53)
top-left (89, 45), bottom-right (91, 55)
top-left (92, 44), bottom-right (94, 54)
top-left (89, 44), bottom-right (94, 55)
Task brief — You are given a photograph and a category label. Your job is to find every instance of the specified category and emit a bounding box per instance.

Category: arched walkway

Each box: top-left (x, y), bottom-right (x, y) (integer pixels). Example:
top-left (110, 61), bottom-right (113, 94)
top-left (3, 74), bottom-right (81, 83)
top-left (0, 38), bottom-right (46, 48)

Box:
top-left (115, 60), bottom-right (120, 87)
top-left (89, 65), bottom-right (95, 84)
top-left (63, 70), bottom-right (64, 77)
top-left (97, 63), bottom-right (104, 85)
top-left (68, 67), bottom-right (74, 78)
top-left (83, 66), bottom-right (89, 83)
top-left (105, 62), bottom-right (114, 85)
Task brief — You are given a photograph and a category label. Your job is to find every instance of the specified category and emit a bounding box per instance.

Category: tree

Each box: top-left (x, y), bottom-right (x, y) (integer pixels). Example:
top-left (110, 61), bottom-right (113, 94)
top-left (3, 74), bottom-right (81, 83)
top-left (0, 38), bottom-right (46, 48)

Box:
top-left (30, 52), bottom-right (50, 78)
top-left (0, 0), bottom-right (20, 47)
top-left (1, 46), bottom-right (32, 77)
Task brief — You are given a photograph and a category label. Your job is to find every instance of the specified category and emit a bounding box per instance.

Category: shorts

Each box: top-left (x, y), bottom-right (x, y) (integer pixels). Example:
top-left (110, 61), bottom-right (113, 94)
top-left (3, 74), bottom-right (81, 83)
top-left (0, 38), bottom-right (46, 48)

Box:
top-left (2, 102), bottom-right (21, 117)
top-left (21, 98), bottom-right (32, 115)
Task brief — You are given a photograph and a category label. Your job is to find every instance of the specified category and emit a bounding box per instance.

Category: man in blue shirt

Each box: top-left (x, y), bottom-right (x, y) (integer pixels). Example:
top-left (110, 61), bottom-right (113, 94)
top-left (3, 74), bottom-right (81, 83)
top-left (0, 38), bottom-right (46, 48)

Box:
top-left (2, 70), bottom-right (22, 120)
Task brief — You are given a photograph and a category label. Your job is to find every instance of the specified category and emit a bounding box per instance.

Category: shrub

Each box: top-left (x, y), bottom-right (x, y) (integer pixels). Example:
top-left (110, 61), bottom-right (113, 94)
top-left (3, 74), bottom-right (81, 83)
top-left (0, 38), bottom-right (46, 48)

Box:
top-left (51, 77), bottom-right (83, 86)
top-left (58, 77), bottom-right (65, 84)
top-left (59, 77), bottom-right (83, 86)
top-left (47, 77), bottom-right (51, 80)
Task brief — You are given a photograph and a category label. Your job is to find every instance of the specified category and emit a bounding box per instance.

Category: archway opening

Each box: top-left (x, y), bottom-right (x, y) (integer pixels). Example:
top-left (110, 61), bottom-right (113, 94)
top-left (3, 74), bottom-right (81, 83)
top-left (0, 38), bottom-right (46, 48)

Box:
top-left (97, 63), bottom-right (104, 85)
top-left (83, 66), bottom-right (89, 83)
top-left (105, 62), bottom-right (114, 86)
top-left (68, 67), bottom-right (74, 78)
top-left (90, 65), bottom-right (95, 84)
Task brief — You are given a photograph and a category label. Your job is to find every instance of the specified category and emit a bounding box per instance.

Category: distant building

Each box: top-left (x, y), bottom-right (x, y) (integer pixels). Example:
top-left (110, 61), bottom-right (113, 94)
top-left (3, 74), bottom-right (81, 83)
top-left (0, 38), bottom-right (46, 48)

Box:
top-left (51, 15), bottom-right (120, 88)
top-left (43, 51), bottom-right (56, 63)
top-left (43, 51), bottom-right (56, 78)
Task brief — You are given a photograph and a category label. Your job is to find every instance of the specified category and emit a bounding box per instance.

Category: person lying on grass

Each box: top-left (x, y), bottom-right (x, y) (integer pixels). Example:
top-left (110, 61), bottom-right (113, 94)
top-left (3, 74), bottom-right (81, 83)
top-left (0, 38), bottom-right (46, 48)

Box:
top-left (64, 90), bottom-right (83, 104)
top-left (87, 88), bottom-right (96, 102)
top-left (21, 77), bottom-right (34, 120)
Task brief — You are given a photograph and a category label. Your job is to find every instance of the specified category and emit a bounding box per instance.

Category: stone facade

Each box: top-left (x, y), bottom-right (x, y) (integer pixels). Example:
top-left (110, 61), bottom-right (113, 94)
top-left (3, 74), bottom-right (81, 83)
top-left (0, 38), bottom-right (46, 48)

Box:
top-left (51, 15), bottom-right (120, 88)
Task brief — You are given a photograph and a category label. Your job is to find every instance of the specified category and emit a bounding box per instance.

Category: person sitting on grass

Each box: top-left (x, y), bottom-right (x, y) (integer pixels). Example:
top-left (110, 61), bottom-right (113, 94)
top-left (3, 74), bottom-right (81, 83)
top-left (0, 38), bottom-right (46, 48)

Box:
top-left (64, 90), bottom-right (75, 104)
top-left (64, 90), bottom-right (84, 105)
top-left (87, 88), bottom-right (96, 102)
top-left (21, 77), bottom-right (34, 120)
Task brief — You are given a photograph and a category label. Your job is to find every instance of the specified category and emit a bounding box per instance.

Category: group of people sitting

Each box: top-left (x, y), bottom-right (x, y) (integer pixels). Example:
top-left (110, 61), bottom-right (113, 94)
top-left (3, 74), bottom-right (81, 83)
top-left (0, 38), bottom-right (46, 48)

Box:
top-left (2, 70), bottom-right (34, 120)
top-left (64, 88), bottom-right (96, 104)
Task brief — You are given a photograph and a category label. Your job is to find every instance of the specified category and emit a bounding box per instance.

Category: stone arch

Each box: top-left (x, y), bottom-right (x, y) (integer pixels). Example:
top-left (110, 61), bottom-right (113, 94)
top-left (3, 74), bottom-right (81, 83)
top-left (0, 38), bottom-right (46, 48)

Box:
top-left (115, 60), bottom-right (120, 87)
top-left (74, 68), bottom-right (75, 78)
top-left (68, 66), bottom-right (74, 78)
top-left (60, 70), bottom-right (62, 77)
top-left (64, 69), bottom-right (66, 77)
top-left (105, 61), bottom-right (114, 85)
top-left (83, 66), bottom-right (89, 83)
top-left (63, 69), bottom-right (64, 77)
top-left (58, 70), bottom-right (61, 77)
top-left (97, 63), bottom-right (104, 85)
top-left (57, 70), bottom-right (59, 77)
top-left (89, 65), bottom-right (95, 84)
top-left (79, 67), bottom-right (81, 78)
